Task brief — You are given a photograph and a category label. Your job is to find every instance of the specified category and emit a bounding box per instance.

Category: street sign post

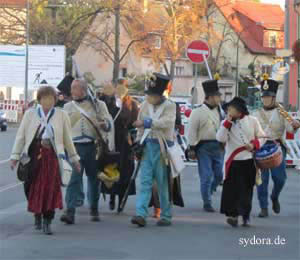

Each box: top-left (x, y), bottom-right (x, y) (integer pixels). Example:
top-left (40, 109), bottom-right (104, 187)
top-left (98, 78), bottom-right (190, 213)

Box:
top-left (186, 40), bottom-right (212, 107)
top-left (186, 40), bottom-right (210, 64)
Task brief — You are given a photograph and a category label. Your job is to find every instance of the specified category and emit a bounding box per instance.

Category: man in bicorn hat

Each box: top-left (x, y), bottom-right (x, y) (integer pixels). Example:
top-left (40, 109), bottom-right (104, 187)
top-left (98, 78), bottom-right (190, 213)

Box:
top-left (187, 77), bottom-right (224, 212)
top-left (253, 76), bottom-right (300, 218)
top-left (131, 73), bottom-right (176, 227)
top-left (61, 79), bottom-right (112, 224)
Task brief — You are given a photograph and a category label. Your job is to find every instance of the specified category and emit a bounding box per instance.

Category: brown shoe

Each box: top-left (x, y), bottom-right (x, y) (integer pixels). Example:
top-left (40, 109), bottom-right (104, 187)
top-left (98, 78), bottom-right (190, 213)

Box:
top-left (258, 208), bottom-right (269, 218)
top-left (131, 216), bottom-right (146, 227)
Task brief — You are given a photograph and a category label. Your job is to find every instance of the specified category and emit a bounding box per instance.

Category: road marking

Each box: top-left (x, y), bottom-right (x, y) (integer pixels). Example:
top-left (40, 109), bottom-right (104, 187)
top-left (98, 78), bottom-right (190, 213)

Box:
top-left (0, 159), bottom-right (9, 165)
top-left (0, 182), bottom-right (22, 193)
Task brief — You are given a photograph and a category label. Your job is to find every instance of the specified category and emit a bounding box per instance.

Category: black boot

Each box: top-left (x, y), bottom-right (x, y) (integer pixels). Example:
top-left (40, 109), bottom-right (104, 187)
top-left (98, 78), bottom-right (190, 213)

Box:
top-left (90, 208), bottom-right (100, 222)
top-left (117, 195), bottom-right (124, 214)
top-left (60, 209), bottom-right (75, 224)
top-left (203, 204), bottom-right (215, 213)
top-left (34, 214), bottom-right (42, 230)
top-left (271, 196), bottom-right (280, 214)
top-left (258, 208), bottom-right (269, 218)
top-left (131, 216), bottom-right (146, 227)
top-left (109, 195), bottom-right (116, 211)
top-left (226, 217), bottom-right (238, 227)
top-left (242, 216), bottom-right (251, 227)
top-left (43, 218), bottom-right (53, 235)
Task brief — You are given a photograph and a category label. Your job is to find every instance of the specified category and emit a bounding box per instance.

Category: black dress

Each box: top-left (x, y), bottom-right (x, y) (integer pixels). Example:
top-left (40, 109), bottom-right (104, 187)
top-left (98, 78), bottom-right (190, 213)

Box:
top-left (220, 159), bottom-right (256, 220)
top-left (100, 95), bottom-right (139, 207)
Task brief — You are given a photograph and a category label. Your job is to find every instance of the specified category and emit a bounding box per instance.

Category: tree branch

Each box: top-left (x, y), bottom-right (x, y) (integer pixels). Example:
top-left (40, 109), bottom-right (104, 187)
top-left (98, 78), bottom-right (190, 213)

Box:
top-left (119, 35), bottom-right (149, 63)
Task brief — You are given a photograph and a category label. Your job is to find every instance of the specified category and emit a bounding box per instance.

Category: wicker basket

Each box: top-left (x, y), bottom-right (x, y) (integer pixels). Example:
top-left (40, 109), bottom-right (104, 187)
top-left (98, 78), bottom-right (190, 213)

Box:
top-left (256, 149), bottom-right (283, 169)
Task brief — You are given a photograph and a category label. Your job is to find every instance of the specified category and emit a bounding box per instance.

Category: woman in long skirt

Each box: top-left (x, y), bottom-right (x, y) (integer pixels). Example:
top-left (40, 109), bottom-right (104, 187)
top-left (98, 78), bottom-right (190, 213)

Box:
top-left (216, 97), bottom-right (265, 227)
top-left (11, 86), bottom-right (80, 235)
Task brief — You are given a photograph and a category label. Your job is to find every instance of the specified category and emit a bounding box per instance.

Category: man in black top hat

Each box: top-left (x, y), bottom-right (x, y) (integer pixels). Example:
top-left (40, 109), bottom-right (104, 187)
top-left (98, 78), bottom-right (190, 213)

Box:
top-left (57, 74), bottom-right (74, 98)
top-left (187, 77), bottom-right (224, 212)
top-left (131, 73), bottom-right (176, 227)
top-left (253, 76), bottom-right (300, 218)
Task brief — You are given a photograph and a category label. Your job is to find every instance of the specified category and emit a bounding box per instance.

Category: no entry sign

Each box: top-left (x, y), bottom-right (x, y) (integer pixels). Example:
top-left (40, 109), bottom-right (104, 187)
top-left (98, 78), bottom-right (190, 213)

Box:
top-left (186, 40), bottom-right (210, 64)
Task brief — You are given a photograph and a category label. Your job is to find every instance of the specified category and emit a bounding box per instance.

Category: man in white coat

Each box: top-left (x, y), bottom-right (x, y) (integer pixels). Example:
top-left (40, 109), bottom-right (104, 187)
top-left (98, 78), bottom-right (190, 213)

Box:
top-left (187, 78), bottom-right (224, 212)
top-left (253, 76), bottom-right (300, 218)
top-left (61, 79), bottom-right (112, 224)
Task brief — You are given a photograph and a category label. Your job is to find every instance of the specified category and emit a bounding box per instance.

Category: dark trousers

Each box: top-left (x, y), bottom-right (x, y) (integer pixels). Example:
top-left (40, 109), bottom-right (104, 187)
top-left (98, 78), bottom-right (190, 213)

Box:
top-left (220, 159), bottom-right (256, 219)
top-left (65, 142), bottom-right (99, 215)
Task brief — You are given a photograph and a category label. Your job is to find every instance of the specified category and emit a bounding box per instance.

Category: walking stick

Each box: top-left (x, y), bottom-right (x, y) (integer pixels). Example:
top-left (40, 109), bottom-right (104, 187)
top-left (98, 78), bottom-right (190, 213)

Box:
top-left (119, 159), bottom-right (142, 212)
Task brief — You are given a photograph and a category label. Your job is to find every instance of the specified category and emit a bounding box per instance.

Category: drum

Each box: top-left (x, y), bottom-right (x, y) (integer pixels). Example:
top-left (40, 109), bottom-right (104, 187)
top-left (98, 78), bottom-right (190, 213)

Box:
top-left (255, 142), bottom-right (283, 169)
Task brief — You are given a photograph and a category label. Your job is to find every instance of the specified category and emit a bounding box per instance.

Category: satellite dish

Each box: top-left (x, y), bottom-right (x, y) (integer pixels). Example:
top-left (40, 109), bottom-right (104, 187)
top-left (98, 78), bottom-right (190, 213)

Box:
top-left (272, 61), bottom-right (290, 75)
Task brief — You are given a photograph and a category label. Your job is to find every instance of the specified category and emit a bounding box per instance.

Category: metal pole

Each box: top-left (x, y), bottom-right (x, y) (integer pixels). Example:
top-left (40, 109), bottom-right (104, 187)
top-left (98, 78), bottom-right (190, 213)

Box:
top-left (24, 0), bottom-right (29, 106)
top-left (203, 54), bottom-right (212, 80)
top-left (235, 37), bottom-right (240, 97)
top-left (191, 64), bottom-right (198, 108)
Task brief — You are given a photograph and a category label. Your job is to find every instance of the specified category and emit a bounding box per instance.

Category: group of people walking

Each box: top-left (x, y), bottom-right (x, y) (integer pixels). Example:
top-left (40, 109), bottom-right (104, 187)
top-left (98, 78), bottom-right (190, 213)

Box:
top-left (10, 71), bottom-right (300, 235)
top-left (187, 75), bottom-right (300, 227)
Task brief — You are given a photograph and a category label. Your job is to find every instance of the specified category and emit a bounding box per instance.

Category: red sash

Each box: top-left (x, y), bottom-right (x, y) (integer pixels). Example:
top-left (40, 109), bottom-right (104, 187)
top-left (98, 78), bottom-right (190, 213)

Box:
top-left (225, 146), bottom-right (247, 180)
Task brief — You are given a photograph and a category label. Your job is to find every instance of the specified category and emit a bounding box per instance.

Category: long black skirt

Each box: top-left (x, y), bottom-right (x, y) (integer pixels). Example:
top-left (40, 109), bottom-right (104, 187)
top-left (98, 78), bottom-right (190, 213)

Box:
top-left (220, 159), bottom-right (256, 219)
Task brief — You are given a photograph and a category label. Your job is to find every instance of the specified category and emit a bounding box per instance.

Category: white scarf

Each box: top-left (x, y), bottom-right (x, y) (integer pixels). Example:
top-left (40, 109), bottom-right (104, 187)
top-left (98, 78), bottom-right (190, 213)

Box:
top-left (38, 105), bottom-right (54, 140)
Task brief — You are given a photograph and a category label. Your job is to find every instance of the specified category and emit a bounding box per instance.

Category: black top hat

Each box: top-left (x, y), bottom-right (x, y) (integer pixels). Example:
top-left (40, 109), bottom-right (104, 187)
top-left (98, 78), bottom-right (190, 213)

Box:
top-left (57, 75), bottom-right (74, 97)
top-left (145, 73), bottom-right (170, 96)
top-left (202, 80), bottom-right (222, 97)
top-left (224, 97), bottom-right (249, 115)
top-left (260, 79), bottom-right (279, 97)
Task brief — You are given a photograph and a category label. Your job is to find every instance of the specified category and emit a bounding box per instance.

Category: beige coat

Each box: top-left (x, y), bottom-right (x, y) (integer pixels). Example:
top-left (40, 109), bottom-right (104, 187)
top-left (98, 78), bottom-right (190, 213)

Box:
top-left (64, 99), bottom-right (113, 146)
top-left (187, 104), bottom-right (221, 146)
top-left (252, 108), bottom-right (295, 140)
top-left (10, 107), bottom-right (80, 163)
top-left (136, 99), bottom-right (176, 142)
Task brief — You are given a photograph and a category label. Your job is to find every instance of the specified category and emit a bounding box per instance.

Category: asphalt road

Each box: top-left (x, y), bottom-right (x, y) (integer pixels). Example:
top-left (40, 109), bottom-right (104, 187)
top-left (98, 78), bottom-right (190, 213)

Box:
top-left (0, 127), bottom-right (299, 260)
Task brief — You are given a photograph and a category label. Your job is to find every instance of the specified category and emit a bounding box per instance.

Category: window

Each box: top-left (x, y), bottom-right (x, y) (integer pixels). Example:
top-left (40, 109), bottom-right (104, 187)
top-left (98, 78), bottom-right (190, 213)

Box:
top-left (154, 35), bottom-right (161, 49)
top-left (121, 68), bottom-right (127, 77)
top-left (148, 32), bottom-right (162, 49)
top-left (269, 33), bottom-right (277, 48)
top-left (175, 66), bottom-right (184, 76)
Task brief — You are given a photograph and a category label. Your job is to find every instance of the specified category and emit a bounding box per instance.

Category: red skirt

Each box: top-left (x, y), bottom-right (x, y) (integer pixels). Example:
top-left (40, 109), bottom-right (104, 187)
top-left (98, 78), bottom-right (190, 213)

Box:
top-left (28, 141), bottom-right (63, 214)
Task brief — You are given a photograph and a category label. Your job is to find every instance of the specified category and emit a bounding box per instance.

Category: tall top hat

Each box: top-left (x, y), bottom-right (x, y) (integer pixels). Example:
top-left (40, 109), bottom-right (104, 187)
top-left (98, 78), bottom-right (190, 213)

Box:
top-left (57, 75), bottom-right (74, 97)
top-left (202, 73), bottom-right (222, 97)
top-left (145, 73), bottom-right (170, 96)
top-left (260, 74), bottom-right (279, 97)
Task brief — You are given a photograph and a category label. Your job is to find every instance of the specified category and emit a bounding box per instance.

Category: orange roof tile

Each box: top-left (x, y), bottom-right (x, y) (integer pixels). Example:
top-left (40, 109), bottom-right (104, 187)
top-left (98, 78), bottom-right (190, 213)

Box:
top-left (215, 0), bottom-right (284, 55)
top-left (233, 1), bottom-right (284, 30)
top-left (0, 0), bottom-right (26, 7)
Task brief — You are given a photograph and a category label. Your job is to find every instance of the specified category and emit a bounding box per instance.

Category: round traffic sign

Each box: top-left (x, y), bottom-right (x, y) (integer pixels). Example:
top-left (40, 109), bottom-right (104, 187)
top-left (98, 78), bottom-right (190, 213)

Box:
top-left (186, 40), bottom-right (210, 64)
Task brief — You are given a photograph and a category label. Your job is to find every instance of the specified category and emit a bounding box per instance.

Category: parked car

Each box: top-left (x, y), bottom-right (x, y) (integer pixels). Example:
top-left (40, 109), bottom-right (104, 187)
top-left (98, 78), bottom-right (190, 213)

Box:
top-left (0, 110), bottom-right (7, 131)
